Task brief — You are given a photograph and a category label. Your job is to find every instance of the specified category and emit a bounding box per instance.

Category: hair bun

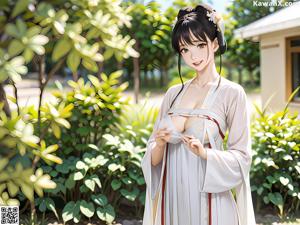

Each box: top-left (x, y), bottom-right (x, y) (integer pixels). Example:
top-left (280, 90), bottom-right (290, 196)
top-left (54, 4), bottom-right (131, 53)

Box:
top-left (177, 6), bottom-right (195, 20)
top-left (194, 3), bottom-right (215, 13)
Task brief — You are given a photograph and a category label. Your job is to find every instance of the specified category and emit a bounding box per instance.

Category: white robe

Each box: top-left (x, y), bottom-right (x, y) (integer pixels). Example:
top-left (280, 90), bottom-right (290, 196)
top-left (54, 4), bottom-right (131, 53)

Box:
top-left (141, 77), bottom-right (256, 225)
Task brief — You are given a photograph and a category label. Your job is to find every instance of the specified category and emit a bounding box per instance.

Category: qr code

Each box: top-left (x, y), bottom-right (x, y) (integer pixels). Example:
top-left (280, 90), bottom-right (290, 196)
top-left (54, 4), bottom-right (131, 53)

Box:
top-left (0, 206), bottom-right (19, 225)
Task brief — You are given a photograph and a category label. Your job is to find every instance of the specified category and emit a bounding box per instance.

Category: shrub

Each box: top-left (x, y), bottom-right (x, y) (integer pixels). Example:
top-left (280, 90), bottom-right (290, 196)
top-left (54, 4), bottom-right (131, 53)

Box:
top-left (250, 87), bottom-right (300, 218)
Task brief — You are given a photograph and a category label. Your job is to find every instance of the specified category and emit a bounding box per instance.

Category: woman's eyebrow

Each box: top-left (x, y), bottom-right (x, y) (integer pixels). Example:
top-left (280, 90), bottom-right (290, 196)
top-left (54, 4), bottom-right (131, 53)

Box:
top-left (179, 40), bottom-right (205, 47)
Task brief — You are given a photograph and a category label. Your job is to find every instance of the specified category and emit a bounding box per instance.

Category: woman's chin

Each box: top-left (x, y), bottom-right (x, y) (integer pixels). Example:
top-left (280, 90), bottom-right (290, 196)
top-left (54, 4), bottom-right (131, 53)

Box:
top-left (192, 64), bottom-right (205, 71)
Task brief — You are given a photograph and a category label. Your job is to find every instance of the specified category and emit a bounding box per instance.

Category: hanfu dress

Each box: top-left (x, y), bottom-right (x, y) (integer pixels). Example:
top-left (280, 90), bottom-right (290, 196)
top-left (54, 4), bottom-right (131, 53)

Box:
top-left (141, 77), bottom-right (256, 225)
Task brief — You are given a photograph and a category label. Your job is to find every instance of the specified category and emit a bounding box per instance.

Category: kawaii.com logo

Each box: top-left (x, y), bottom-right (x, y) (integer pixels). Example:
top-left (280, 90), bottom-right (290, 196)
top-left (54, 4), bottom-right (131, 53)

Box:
top-left (253, 0), bottom-right (296, 7)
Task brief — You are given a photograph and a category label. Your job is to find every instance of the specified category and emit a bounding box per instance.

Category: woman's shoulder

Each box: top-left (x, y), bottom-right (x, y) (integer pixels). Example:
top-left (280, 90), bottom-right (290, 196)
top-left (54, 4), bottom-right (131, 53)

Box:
top-left (220, 77), bottom-right (245, 91)
top-left (219, 77), bottom-right (246, 97)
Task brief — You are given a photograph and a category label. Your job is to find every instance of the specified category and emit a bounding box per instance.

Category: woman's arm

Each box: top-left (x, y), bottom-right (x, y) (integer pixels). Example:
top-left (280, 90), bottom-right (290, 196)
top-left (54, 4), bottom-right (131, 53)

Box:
top-left (141, 86), bottom-right (173, 199)
top-left (199, 85), bottom-right (252, 193)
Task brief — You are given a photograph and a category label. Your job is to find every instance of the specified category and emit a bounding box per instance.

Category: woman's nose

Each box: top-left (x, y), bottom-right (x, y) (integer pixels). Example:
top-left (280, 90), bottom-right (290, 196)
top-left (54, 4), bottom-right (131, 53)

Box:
top-left (190, 49), bottom-right (200, 60)
top-left (191, 52), bottom-right (199, 60)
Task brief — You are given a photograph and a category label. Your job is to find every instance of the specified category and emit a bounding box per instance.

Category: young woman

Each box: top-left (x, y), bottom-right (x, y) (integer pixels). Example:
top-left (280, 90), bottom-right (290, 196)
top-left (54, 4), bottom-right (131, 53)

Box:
top-left (141, 3), bottom-right (256, 225)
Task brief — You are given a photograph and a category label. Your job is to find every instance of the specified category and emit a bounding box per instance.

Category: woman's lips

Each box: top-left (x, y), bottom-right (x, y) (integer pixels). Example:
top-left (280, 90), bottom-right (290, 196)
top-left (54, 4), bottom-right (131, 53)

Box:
top-left (193, 60), bottom-right (203, 66)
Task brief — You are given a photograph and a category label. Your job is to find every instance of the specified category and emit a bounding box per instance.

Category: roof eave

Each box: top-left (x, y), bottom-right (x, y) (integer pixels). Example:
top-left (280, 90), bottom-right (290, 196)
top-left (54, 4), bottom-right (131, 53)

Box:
top-left (234, 18), bottom-right (300, 41)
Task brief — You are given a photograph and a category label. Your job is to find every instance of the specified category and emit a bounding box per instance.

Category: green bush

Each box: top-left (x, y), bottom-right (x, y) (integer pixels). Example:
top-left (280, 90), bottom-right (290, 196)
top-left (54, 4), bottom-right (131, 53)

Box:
top-left (0, 97), bottom-right (73, 217)
top-left (250, 88), bottom-right (300, 218)
top-left (35, 71), bottom-right (142, 224)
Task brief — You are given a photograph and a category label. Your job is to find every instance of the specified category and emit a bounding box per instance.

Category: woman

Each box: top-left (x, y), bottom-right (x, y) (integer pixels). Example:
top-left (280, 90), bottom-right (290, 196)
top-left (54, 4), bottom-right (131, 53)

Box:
top-left (141, 3), bottom-right (256, 225)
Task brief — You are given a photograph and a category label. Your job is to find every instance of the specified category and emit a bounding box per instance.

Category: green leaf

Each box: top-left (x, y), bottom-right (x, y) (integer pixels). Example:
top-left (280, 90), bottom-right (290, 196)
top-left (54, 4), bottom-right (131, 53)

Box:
top-left (120, 187), bottom-right (139, 201)
top-left (5, 24), bottom-right (20, 38)
top-left (84, 178), bottom-right (95, 191)
top-left (55, 118), bottom-right (71, 128)
top-left (108, 163), bottom-right (119, 172)
top-left (52, 38), bottom-right (72, 61)
top-left (76, 127), bottom-right (90, 136)
top-left (8, 40), bottom-right (24, 57)
top-left (137, 177), bottom-right (145, 185)
top-left (268, 192), bottom-right (283, 206)
top-left (20, 181), bottom-right (34, 202)
top-left (23, 49), bottom-right (34, 63)
top-left (91, 194), bottom-right (108, 206)
top-left (90, 175), bottom-right (101, 189)
top-left (62, 201), bottom-right (75, 222)
top-left (45, 198), bottom-right (59, 219)
top-left (96, 205), bottom-right (115, 223)
top-left (65, 174), bottom-right (76, 190)
top-left (0, 159), bottom-right (9, 171)
top-left (257, 187), bottom-right (264, 195)
top-left (279, 177), bottom-right (289, 186)
top-left (38, 199), bottom-right (47, 212)
top-left (30, 44), bottom-right (45, 55)
top-left (139, 191), bottom-right (145, 205)
top-left (121, 177), bottom-right (132, 185)
top-left (67, 49), bottom-right (80, 73)
top-left (80, 200), bottom-right (95, 218)
top-left (7, 181), bottom-right (19, 197)
top-left (51, 123), bottom-right (61, 138)
top-left (30, 35), bottom-right (48, 45)
top-left (76, 161), bottom-right (88, 170)
top-left (12, 0), bottom-right (31, 18)
top-left (263, 196), bottom-right (269, 204)
top-left (82, 58), bottom-right (98, 72)
top-left (74, 171), bottom-right (84, 181)
top-left (111, 179), bottom-right (121, 191)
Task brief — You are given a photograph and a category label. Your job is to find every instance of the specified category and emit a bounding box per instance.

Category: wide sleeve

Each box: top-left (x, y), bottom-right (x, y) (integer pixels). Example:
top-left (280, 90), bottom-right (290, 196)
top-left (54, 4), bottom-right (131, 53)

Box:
top-left (141, 88), bottom-right (172, 200)
top-left (200, 86), bottom-right (253, 193)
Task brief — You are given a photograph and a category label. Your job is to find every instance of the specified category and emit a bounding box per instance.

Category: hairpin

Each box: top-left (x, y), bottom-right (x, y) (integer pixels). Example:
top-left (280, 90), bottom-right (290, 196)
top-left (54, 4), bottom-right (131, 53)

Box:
top-left (181, 12), bottom-right (197, 24)
top-left (206, 10), bottom-right (220, 25)
top-left (206, 10), bottom-right (224, 34)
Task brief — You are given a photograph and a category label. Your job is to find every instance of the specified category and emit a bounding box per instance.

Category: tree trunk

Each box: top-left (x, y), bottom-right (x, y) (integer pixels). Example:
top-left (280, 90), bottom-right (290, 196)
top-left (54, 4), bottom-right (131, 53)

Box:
top-left (73, 71), bottom-right (79, 81)
top-left (160, 69), bottom-right (163, 87)
top-left (248, 67), bottom-right (256, 87)
top-left (0, 83), bottom-right (11, 117)
top-left (161, 66), bottom-right (168, 86)
top-left (151, 70), bottom-right (155, 86)
top-left (238, 67), bottom-right (243, 86)
top-left (227, 68), bottom-right (232, 80)
top-left (144, 70), bottom-right (148, 87)
top-left (133, 41), bottom-right (140, 104)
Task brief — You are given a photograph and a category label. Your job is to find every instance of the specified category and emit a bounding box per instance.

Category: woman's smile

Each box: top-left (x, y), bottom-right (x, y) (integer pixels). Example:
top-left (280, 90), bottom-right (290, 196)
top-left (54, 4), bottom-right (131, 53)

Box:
top-left (193, 60), bottom-right (203, 66)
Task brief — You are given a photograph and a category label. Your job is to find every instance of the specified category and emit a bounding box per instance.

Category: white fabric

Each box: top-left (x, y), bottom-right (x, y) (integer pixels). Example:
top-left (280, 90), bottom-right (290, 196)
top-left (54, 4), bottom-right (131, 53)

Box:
top-left (141, 77), bottom-right (256, 225)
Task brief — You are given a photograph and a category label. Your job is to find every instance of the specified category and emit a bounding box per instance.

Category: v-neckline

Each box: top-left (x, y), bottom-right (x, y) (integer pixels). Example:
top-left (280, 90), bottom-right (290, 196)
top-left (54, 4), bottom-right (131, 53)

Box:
top-left (174, 75), bottom-right (219, 110)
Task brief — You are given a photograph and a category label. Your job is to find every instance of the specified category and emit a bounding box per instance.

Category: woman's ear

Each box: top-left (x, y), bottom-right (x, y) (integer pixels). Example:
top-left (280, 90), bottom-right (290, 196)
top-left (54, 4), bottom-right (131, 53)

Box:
top-left (212, 37), bottom-right (219, 53)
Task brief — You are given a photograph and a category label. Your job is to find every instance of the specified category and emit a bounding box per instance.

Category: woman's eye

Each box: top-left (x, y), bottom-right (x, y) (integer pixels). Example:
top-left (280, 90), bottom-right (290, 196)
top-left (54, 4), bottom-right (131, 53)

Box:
top-left (197, 44), bottom-right (206, 48)
top-left (180, 48), bottom-right (188, 54)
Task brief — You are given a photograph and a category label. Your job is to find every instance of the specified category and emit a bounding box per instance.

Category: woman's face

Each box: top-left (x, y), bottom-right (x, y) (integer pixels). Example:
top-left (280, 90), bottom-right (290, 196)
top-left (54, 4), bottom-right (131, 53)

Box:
top-left (179, 31), bottom-right (219, 71)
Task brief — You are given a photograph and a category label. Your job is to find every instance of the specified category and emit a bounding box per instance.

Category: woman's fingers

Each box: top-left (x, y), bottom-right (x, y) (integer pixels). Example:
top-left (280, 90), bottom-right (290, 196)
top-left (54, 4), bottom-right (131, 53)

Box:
top-left (155, 129), bottom-right (171, 139)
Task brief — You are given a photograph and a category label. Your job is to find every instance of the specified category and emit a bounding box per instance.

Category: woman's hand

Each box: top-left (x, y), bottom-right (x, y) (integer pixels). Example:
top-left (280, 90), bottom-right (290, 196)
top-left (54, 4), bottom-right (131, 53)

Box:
top-left (182, 134), bottom-right (207, 159)
top-left (154, 127), bottom-right (171, 148)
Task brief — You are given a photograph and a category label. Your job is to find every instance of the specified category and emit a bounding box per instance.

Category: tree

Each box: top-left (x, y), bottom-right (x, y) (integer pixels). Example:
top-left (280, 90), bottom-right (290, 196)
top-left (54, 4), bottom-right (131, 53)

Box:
top-left (226, 0), bottom-right (287, 86)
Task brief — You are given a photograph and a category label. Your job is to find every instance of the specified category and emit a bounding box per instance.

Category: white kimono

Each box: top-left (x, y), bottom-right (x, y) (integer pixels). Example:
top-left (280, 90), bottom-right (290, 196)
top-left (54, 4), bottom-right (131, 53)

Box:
top-left (141, 77), bottom-right (256, 225)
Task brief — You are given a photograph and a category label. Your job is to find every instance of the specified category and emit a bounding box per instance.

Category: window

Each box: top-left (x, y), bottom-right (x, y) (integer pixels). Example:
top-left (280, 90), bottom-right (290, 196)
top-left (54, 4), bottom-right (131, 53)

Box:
top-left (286, 36), bottom-right (300, 103)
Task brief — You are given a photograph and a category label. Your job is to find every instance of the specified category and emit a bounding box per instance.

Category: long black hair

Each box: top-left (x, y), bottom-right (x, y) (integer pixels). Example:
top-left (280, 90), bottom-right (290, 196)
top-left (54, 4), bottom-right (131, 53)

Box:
top-left (169, 5), bottom-right (224, 109)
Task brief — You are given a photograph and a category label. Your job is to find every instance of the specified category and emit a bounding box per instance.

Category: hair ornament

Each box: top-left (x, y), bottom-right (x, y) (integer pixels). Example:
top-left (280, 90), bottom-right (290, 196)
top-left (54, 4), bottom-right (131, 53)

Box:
top-left (181, 11), bottom-right (197, 24)
top-left (206, 10), bottom-right (224, 35)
